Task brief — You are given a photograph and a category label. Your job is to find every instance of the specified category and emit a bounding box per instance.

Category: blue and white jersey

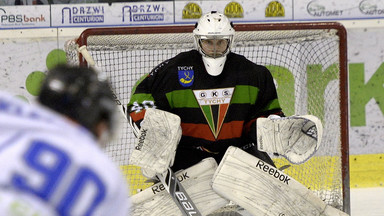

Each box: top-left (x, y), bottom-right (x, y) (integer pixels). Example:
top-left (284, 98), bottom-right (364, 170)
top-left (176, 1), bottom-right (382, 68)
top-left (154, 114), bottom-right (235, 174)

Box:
top-left (0, 92), bottom-right (130, 216)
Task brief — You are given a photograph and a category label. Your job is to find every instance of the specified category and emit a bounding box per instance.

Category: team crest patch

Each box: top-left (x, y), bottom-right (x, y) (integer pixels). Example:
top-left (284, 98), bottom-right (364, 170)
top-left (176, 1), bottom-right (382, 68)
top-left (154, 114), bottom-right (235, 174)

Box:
top-left (193, 88), bottom-right (234, 139)
top-left (178, 66), bottom-right (194, 87)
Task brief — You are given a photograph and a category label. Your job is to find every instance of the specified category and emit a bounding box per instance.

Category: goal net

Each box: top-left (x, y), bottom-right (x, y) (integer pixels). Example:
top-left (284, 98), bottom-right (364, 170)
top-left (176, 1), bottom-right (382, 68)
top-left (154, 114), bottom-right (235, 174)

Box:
top-left (65, 22), bottom-right (350, 213)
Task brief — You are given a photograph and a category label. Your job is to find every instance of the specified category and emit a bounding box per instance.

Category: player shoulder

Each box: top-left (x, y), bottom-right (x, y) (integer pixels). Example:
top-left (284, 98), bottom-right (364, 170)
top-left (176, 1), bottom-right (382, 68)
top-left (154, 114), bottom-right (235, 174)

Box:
top-left (228, 52), bottom-right (269, 71)
top-left (149, 50), bottom-right (199, 76)
top-left (176, 49), bottom-right (200, 59)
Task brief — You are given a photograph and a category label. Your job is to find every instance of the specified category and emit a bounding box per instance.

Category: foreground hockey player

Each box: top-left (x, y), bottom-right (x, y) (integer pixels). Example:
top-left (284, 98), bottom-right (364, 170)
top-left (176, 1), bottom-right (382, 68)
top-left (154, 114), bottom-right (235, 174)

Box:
top-left (0, 65), bottom-right (130, 216)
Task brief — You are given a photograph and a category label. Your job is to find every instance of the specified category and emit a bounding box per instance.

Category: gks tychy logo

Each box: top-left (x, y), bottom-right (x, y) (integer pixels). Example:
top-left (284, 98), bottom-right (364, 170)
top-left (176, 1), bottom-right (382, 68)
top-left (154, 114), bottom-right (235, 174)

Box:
top-left (178, 66), bottom-right (194, 87)
top-left (193, 88), bottom-right (234, 139)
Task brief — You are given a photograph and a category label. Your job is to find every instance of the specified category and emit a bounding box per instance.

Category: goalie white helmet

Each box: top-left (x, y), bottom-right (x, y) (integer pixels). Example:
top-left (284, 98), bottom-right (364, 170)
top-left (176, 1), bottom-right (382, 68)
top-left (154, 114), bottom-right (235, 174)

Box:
top-left (193, 11), bottom-right (235, 76)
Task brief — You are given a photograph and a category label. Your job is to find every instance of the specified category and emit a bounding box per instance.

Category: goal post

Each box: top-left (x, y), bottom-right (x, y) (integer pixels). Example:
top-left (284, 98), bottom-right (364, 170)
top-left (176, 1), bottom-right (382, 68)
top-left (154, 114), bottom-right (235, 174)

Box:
top-left (65, 22), bottom-right (350, 214)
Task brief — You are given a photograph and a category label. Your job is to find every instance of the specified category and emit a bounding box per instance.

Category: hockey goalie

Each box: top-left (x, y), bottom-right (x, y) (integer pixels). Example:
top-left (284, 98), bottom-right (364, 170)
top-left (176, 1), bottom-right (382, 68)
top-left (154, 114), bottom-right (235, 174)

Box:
top-left (128, 108), bottom-right (349, 215)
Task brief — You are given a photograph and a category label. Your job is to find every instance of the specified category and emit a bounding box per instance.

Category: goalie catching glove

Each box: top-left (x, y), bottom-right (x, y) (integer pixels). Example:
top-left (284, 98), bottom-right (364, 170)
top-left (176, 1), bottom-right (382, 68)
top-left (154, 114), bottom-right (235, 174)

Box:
top-left (129, 108), bottom-right (182, 178)
top-left (257, 115), bottom-right (323, 164)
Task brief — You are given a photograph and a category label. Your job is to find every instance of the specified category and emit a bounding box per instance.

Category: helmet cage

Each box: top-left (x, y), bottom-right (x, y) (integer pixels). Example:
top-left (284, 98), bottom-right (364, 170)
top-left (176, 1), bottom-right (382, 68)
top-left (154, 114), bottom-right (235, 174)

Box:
top-left (194, 35), bottom-right (233, 58)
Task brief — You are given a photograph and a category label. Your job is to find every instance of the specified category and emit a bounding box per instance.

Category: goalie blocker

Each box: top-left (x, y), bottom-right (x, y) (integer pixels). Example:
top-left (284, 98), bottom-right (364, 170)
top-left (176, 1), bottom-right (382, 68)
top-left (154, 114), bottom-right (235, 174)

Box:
top-left (129, 108), bottom-right (182, 178)
top-left (212, 146), bottom-right (349, 216)
top-left (129, 108), bottom-right (205, 215)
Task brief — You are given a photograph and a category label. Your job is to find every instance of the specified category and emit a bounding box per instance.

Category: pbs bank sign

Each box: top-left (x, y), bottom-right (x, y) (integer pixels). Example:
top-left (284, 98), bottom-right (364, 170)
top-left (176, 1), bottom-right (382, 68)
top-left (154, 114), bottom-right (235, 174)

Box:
top-left (0, 6), bottom-right (50, 29)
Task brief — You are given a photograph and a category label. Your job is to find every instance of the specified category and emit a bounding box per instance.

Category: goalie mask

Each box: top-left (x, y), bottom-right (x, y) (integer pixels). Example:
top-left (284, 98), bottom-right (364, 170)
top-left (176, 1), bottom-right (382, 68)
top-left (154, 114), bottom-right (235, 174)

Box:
top-left (193, 11), bottom-right (235, 76)
top-left (38, 64), bottom-right (117, 143)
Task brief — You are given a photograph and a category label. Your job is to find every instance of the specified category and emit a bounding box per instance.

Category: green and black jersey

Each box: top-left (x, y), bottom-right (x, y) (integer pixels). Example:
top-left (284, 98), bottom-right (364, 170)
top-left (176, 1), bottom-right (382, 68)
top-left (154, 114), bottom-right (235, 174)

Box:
top-left (128, 50), bottom-right (283, 171)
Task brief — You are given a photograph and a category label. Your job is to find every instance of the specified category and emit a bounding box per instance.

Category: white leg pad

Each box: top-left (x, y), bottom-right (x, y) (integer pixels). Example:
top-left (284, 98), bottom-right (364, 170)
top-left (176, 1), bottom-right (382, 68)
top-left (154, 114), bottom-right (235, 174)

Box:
top-left (212, 146), bottom-right (349, 216)
top-left (131, 158), bottom-right (228, 216)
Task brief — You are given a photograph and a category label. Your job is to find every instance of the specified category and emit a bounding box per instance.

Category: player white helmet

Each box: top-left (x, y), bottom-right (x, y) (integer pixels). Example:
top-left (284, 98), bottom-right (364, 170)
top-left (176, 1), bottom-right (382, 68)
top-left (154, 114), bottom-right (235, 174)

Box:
top-left (193, 11), bottom-right (235, 76)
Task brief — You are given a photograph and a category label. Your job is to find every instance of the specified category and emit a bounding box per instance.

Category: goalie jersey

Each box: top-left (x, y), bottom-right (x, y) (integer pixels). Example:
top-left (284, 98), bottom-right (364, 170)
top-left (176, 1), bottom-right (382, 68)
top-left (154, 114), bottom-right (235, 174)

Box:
top-left (0, 92), bottom-right (130, 216)
top-left (128, 50), bottom-right (283, 171)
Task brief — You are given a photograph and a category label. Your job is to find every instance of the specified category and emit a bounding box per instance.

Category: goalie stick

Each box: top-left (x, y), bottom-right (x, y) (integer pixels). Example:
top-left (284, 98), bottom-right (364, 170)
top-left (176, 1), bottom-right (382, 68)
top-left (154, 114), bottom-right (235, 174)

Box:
top-left (77, 45), bottom-right (201, 216)
top-left (156, 168), bottom-right (202, 216)
top-left (78, 45), bottom-right (127, 120)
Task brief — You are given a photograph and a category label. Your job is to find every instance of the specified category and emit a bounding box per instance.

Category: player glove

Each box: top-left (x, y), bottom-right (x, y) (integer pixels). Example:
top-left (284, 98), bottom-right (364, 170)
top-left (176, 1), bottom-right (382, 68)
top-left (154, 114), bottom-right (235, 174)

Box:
top-left (256, 115), bottom-right (322, 164)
